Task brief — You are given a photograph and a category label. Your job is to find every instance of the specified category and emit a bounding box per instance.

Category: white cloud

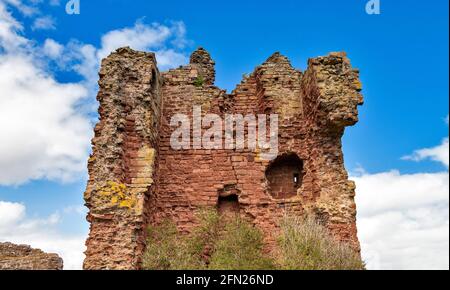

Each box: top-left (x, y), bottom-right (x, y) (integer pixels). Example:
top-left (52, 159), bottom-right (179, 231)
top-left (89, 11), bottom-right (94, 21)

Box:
top-left (0, 2), bottom-right (190, 186)
top-left (0, 1), bottom-right (92, 186)
top-left (0, 200), bottom-right (87, 270)
top-left (42, 38), bottom-right (63, 58)
top-left (402, 138), bottom-right (449, 168)
top-left (97, 21), bottom-right (171, 60)
top-left (32, 15), bottom-right (55, 30)
top-left (0, 53), bottom-right (92, 185)
top-left (354, 119), bottom-right (449, 270)
top-left (63, 204), bottom-right (87, 216)
top-left (65, 20), bottom-right (189, 87)
top-left (0, 201), bottom-right (25, 227)
top-left (1, 0), bottom-right (38, 16)
top-left (101, 21), bottom-right (189, 70)
top-left (0, 1), bottom-right (28, 51)
top-left (0, 1), bottom-right (191, 269)
top-left (156, 48), bottom-right (189, 69)
top-left (354, 170), bottom-right (449, 270)
top-left (38, 21), bottom-right (189, 111)
top-left (355, 170), bottom-right (449, 217)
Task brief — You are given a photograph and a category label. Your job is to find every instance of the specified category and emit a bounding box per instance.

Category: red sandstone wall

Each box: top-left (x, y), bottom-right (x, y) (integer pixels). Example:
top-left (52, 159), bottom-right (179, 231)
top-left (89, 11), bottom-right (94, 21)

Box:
top-left (83, 47), bottom-right (364, 269)
top-left (153, 49), bottom-right (363, 250)
top-left (83, 48), bottom-right (161, 269)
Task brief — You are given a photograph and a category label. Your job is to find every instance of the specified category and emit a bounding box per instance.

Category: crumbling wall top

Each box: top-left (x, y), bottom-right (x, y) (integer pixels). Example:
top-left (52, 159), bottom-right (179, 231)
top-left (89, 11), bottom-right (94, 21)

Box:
top-left (189, 47), bottom-right (216, 85)
top-left (83, 46), bottom-right (364, 269)
top-left (0, 242), bottom-right (63, 270)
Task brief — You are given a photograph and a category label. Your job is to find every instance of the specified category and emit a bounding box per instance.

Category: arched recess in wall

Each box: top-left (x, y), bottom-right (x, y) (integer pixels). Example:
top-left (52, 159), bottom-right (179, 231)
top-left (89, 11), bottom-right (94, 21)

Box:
top-left (265, 153), bottom-right (304, 199)
top-left (217, 184), bottom-right (240, 216)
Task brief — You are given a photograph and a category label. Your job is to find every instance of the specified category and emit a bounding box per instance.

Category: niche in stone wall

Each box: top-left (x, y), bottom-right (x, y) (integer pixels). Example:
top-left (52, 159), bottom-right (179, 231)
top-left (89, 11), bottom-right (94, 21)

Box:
top-left (265, 153), bottom-right (304, 199)
top-left (217, 185), bottom-right (240, 216)
top-left (150, 68), bottom-right (159, 94)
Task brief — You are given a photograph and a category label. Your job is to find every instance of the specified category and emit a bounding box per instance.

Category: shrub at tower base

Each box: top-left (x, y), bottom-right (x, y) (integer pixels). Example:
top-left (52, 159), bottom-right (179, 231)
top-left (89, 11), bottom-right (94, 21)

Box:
top-left (142, 210), bottom-right (365, 270)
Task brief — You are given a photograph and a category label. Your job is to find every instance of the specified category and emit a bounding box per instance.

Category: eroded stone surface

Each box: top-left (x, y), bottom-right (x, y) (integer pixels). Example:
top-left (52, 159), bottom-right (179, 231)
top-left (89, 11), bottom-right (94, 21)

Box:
top-left (83, 47), bottom-right (364, 269)
top-left (83, 47), bottom-right (161, 270)
top-left (0, 242), bottom-right (63, 270)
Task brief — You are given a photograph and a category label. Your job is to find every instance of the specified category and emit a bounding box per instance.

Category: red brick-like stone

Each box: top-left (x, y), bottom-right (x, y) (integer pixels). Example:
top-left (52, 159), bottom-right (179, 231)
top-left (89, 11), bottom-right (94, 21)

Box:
top-left (83, 47), bottom-right (364, 269)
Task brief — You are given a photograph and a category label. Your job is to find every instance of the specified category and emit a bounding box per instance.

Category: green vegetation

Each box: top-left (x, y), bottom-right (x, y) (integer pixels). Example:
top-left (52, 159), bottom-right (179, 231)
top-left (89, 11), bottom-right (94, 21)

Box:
top-left (143, 210), bottom-right (271, 270)
top-left (277, 216), bottom-right (365, 270)
top-left (142, 219), bottom-right (202, 270)
top-left (193, 76), bottom-right (205, 87)
top-left (142, 210), bottom-right (365, 270)
top-left (209, 218), bottom-right (275, 270)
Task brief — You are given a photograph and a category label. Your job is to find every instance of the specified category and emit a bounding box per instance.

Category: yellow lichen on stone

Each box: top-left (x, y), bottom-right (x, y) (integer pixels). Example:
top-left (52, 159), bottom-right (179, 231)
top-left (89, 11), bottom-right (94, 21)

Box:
top-left (119, 199), bottom-right (136, 209)
top-left (98, 190), bottom-right (112, 197)
top-left (97, 181), bottom-right (138, 211)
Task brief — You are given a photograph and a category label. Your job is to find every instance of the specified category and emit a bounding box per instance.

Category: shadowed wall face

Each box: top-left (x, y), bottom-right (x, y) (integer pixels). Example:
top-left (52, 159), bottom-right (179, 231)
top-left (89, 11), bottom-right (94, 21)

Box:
top-left (218, 194), bottom-right (240, 216)
top-left (266, 154), bottom-right (304, 199)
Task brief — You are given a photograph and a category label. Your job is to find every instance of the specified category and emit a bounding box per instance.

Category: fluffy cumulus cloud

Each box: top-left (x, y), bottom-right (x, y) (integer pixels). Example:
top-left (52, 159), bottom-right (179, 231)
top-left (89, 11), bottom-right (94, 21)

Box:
top-left (402, 137), bottom-right (449, 168)
top-left (0, 0), bottom-right (190, 269)
top-left (0, 1), bottom-right (92, 185)
top-left (0, 1), bottom-right (28, 51)
top-left (1, 0), bottom-right (37, 15)
top-left (0, 1), bottom-right (189, 186)
top-left (49, 20), bottom-right (189, 92)
top-left (97, 20), bottom-right (188, 62)
top-left (42, 38), bottom-right (63, 58)
top-left (0, 201), bottom-right (87, 270)
top-left (354, 121), bottom-right (449, 270)
top-left (0, 201), bottom-right (25, 228)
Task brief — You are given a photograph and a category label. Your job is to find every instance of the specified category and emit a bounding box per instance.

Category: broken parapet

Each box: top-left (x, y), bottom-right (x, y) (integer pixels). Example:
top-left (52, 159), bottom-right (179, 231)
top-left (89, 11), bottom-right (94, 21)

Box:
top-left (83, 47), bottom-right (161, 270)
top-left (189, 47), bottom-right (216, 85)
top-left (83, 47), bottom-right (364, 269)
top-left (0, 242), bottom-right (63, 270)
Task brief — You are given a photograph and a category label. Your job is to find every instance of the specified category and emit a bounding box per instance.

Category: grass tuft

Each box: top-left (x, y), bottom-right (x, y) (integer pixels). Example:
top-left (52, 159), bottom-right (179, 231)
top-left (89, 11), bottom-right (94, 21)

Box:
top-left (142, 210), bottom-right (365, 270)
top-left (276, 215), bottom-right (365, 270)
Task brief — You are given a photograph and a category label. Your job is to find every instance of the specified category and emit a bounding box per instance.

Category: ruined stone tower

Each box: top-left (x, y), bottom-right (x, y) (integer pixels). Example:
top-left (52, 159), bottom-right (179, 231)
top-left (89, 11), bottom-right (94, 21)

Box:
top-left (83, 47), bottom-right (364, 270)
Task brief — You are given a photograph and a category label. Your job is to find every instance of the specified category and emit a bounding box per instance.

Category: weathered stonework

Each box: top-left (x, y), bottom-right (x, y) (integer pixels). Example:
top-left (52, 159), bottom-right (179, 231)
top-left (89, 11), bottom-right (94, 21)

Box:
top-left (83, 47), bottom-right (364, 270)
top-left (0, 242), bottom-right (63, 270)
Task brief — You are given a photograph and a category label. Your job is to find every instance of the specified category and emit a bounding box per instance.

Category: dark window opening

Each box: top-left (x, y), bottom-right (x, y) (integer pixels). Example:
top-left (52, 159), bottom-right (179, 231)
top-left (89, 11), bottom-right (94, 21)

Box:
top-left (294, 173), bottom-right (300, 186)
top-left (265, 153), bottom-right (304, 199)
top-left (218, 194), bottom-right (240, 215)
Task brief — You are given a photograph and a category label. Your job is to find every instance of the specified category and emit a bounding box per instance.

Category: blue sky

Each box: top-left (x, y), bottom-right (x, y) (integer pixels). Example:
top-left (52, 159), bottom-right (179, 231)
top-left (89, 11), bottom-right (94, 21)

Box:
top-left (18, 0), bottom-right (449, 172)
top-left (0, 0), bottom-right (448, 269)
